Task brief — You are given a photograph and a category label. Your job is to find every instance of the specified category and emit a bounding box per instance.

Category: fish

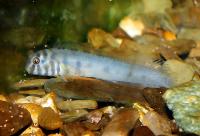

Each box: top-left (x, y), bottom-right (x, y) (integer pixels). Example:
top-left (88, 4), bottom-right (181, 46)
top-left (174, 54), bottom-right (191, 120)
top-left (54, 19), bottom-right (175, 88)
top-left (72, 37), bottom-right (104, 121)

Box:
top-left (25, 48), bottom-right (172, 88)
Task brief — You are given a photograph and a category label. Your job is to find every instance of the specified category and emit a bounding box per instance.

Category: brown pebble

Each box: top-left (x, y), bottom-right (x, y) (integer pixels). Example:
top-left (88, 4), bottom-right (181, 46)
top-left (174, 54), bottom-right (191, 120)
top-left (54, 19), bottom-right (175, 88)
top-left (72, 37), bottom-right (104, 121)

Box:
top-left (0, 95), bottom-right (8, 101)
top-left (62, 122), bottom-right (87, 136)
top-left (133, 126), bottom-right (155, 136)
top-left (21, 103), bottom-right (43, 126)
top-left (102, 108), bottom-right (139, 136)
top-left (20, 125), bottom-right (45, 136)
top-left (38, 107), bottom-right (62, 130)
top-left (142, 111), bottom-right (172, 135)
top-left (0, 100), bottom-right (31, 135)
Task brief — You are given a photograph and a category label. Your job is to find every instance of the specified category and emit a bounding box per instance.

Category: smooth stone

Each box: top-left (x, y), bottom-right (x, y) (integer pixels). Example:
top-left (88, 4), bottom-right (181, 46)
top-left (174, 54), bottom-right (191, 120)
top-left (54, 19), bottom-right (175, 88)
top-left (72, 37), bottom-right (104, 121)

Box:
top-left (102, 108), bottom-right (139, 136)
top-left (38, 107), bottom-right (62, 130)
top-left (0, 100), bottom-right (31, 135)
top-left (132, 126), bottom-right (155, 136)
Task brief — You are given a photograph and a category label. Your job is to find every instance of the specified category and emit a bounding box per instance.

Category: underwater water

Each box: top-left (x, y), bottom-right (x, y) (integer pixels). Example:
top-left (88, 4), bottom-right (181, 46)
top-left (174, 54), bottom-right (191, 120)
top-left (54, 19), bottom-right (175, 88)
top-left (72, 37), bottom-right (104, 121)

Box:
top-left (1, 0), bottom-right (200, 135)
top-left (0, 0), bottom-right (136, 91)
top-left (0, 0), bottom-right (198, 91)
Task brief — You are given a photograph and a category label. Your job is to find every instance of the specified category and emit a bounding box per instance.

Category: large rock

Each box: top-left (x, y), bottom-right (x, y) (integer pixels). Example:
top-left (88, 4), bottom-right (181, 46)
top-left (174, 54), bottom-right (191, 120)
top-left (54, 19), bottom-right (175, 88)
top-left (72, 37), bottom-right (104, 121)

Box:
top-left (0, 100), bottom-right (31, 135)
top-left (163, 81), bottom-right (200, 135)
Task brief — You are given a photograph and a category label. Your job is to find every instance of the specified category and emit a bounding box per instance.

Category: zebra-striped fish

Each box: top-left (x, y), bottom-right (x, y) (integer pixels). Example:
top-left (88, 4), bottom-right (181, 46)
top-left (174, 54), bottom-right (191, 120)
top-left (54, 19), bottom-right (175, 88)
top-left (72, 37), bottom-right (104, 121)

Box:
top-left (25, 48), bottom-right (172, 88)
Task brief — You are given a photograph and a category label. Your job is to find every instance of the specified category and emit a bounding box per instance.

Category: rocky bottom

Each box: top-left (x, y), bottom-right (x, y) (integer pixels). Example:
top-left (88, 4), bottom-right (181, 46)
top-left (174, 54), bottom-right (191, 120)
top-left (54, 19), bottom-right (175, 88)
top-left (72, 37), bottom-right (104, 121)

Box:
top-left (0, 77), bottom-right (193, 136)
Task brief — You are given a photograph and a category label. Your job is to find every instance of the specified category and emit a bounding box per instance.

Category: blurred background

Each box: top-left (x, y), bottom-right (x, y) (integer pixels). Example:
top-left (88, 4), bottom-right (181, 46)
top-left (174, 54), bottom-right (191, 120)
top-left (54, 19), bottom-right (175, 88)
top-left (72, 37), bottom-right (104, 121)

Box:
top-left (0, 0), bottom-right (199, 91)
top-left (0, 0), bottom-right (138, 91)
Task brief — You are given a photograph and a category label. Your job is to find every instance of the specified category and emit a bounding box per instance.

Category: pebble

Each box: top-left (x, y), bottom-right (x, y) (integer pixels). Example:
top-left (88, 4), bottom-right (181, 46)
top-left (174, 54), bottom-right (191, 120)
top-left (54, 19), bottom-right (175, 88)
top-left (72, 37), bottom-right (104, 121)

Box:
top-left (21, 103), bottom-right (43, 126)
top-left (0, 100), bottom-right (31, 135)
top-left (102, 108), bottom-right (139, 136)
top-left (20, 125), bottom-right (45, 136)
top-left (38, 107), bottom-right (62, 130)
top-left (0, 94), bottom-right (7, 101)
top-left (132, 126), bottom-right (155, 136)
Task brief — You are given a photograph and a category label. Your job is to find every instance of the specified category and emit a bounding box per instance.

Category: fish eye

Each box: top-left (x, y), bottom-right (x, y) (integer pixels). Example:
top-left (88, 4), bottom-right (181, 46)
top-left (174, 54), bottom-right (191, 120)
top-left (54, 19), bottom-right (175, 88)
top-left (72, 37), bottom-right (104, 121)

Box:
top-left (33, 57), bottom-right (40, 64)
